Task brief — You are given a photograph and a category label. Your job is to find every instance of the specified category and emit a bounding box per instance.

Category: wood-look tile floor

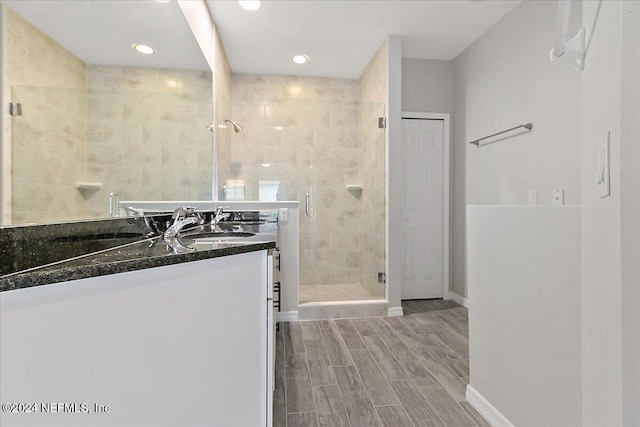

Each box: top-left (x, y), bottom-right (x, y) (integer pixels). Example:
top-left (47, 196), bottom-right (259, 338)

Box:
top-left (274, 299), bottom-right (490, 427)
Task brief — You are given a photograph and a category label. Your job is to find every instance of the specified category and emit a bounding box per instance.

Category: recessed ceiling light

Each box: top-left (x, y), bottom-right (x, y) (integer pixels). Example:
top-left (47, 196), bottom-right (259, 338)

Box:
top-left (133, 43), bottom-right (155, 55)
top-left (261, 163), bottom-right (271, 168)
top-left (292, 54), bottom-right (309, 65)
top-left (155, 0), bottom-right (170, 3)
top-left (274, 126), bottom-right (284, 130)
top-left (239, 1), bottom-right (261, 11)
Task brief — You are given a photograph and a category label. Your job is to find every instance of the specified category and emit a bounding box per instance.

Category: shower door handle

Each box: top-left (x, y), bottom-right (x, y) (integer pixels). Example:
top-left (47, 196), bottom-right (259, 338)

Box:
top-left (305, 193), bottom-right (310, 216)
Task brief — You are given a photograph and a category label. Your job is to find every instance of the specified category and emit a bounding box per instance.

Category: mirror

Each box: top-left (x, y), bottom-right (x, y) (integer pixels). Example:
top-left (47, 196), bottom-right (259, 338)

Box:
top-left (1, 0), bottom-right (213, 226)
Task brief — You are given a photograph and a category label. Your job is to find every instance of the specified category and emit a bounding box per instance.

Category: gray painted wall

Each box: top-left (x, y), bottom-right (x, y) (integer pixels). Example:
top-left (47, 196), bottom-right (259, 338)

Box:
top-left (581, 0), bottom-right (624, 424)
top-left (621, 2), bottom-right (640, 423)
top-left (400, 58), bottom-right (454, 300)
top-left (402, 58), bottom-right (452, 113)
top-left (450, 0), bottom-right (582, 298)
top-left (398, 0), bottom-right (637, 422)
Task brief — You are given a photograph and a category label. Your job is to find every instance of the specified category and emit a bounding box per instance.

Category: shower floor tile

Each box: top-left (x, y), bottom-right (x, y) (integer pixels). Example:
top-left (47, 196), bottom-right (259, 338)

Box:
top-left (299, 283), bottom-right (378, 303)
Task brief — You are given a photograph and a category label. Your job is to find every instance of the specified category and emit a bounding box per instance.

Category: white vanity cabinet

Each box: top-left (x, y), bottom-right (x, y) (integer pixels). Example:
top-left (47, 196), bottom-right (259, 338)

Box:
top-left (0, 249), bottom-right (274, 426)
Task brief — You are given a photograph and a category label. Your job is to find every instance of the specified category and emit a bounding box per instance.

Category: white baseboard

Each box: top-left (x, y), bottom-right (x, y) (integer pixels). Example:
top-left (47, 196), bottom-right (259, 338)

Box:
top-left (387, 306), bottom-right (404, 317)
top-left (276, 311), bottom-right (298, 322)
top-left (447, 291), bottom-right (469, 308)
top-left (466, 385), bottom-right (514, 427)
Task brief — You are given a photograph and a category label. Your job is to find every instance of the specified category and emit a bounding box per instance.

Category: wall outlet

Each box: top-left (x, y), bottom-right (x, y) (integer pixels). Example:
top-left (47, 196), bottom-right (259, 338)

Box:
top-left (528, 190), bottom-right (537, 206)
top-left (553, 189), bottom-right (565, 206)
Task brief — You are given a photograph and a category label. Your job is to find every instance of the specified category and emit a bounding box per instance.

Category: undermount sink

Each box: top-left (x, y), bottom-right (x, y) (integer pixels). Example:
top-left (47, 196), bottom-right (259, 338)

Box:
top-left (53, 232), bottom-right (144, 242)
top-left (192, 234), bottom-right (271, 244)
top-left (177, 231), bottom-right (275, 250)
top-left (186, 231), bottom-right (256, 239)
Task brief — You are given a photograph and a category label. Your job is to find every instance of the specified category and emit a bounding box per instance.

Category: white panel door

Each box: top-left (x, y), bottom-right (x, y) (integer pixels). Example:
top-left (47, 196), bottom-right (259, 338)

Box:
top-left (401, 119), bottom-right (444, 299)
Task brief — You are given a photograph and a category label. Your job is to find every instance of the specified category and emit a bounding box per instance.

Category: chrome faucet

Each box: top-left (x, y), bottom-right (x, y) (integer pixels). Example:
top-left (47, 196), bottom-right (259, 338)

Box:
top-left (211, 206), bottom-right (231, 232)
top-left (164, 206), bottom-right (204, 239)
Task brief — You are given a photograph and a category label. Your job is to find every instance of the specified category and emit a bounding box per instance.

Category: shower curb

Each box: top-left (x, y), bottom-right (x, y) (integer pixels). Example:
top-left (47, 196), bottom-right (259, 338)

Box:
top-left (297, 300), bottom-right (388, 320)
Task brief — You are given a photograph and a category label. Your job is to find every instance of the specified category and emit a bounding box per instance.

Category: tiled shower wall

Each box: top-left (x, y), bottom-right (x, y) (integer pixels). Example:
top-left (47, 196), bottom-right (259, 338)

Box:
top-left (85, 65), bottom-right (213, 217)
top-left (4, 6), bottom-right (87, 224)
top-left (229, 74), bottom-right (363, 287)
top-left (359, 41), bottom-right (387, 298)
top-left (3, 5), bottom-right (214, 223)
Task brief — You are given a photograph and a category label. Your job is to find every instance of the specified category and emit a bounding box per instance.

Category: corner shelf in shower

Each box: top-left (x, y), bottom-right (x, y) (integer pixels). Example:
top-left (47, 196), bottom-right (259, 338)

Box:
top-left (346, 184), bottom-right (363, 192)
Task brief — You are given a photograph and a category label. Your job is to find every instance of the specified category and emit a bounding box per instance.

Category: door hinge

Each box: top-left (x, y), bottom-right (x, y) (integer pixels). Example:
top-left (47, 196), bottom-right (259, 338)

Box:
top-left (378, 117), bottom-right (386, 129)
top-left (9, 103), bottom-right (22, 116)
top-left (378, 272), bottom-right (386, 284)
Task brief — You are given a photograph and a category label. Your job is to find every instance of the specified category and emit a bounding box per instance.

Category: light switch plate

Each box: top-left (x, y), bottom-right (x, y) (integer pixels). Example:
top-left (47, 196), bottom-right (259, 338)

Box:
top-left (597, 132), bottom-right (611, 198)
top-left (278, 208), bottom-right (289, 222)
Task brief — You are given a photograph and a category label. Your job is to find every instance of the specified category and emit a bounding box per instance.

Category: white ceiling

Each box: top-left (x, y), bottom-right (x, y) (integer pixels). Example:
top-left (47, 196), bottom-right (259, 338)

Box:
top-left (206, 0), bottom-right (522, 79)
top-left (4, 0), bottom-right (522, 79)
top-left (3, 0), bottom-right (209, 71)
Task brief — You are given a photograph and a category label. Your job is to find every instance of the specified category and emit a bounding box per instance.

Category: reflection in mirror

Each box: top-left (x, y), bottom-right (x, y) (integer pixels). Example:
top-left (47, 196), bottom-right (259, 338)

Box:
top-left (1, 1), bottom-right (212, 226)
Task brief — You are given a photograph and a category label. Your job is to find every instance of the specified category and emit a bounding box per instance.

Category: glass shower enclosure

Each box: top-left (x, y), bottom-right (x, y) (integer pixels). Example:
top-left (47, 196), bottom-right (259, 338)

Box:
top-left (217, 73), bottom-right (386, 304)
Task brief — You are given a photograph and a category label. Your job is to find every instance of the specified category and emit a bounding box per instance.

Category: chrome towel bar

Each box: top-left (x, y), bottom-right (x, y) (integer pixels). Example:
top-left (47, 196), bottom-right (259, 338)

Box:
top-left (469, 123), bottom-right (533, 147)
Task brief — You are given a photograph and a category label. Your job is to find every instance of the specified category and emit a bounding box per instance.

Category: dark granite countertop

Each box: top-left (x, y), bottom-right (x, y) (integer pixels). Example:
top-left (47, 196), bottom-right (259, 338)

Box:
top-left (0, 238), bottom-right (275, 292)
top-left (0, 213), bottom-right (277, 292)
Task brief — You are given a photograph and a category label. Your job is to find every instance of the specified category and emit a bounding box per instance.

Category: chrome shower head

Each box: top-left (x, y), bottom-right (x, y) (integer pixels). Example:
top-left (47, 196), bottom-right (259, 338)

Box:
top-left (224, 118), bottom-right (244, 133)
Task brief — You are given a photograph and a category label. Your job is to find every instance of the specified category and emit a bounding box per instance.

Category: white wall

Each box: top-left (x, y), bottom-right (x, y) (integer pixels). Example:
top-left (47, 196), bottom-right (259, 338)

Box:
top-left (402, 58), bottom-right (453, 113)
top-left (177, 0), bottom-right (214, 71)
top-left (177, 0), bottom-right (218, 200)
top-left (620, 2), bottom-right (640, 424)
top-left (580, 1), bottom-right (624, 424)
top-left (451, 0), bottom-right (582, 298)
top-left (467, 206), bottom-right (582, 426)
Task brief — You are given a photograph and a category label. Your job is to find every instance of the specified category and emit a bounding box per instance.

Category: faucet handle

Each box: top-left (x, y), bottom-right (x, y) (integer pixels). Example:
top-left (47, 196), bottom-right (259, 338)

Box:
top-left (172, 206), bottom-right (185, 219)
top-left (214, 205), bottom-right (231, 218)
top-left (173, 206), bottom-right (199, 220)
top-left (211, 206), bottom-right (232, 228)
top-left (185, 207), bottom-right (204, 224)
top-left (183, 206), bottom-right (199, 216)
